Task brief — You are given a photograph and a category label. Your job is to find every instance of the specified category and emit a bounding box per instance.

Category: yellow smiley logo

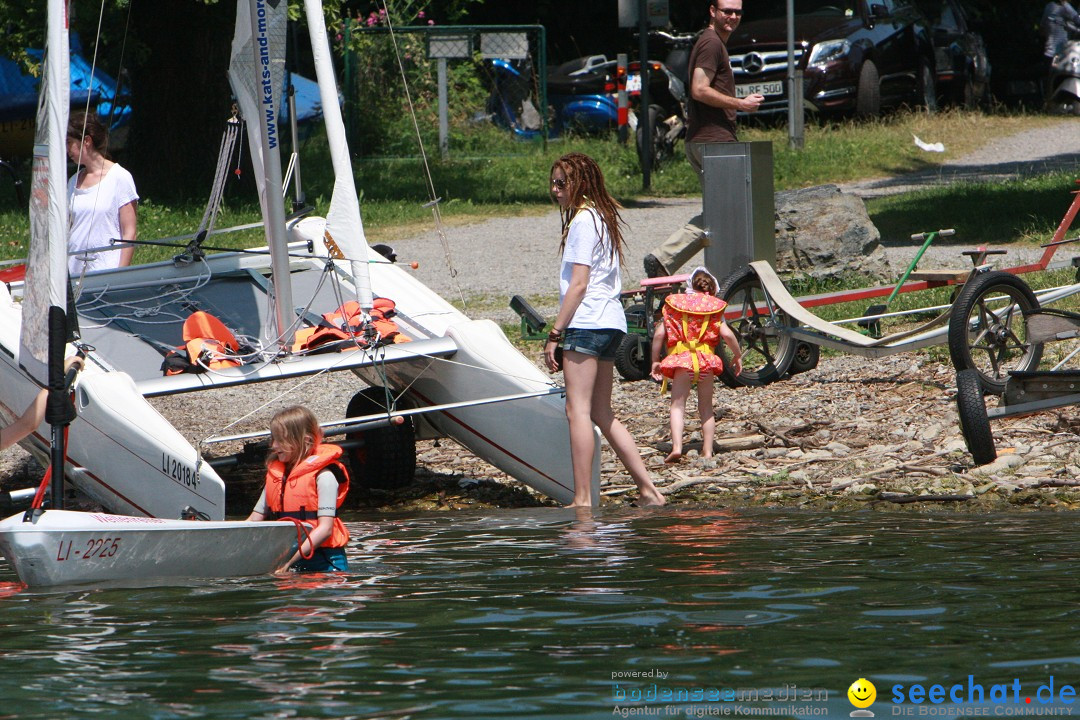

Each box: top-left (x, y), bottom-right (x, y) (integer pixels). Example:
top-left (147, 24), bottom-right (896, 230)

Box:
top-left (848, 678), bottom-right (876, 709)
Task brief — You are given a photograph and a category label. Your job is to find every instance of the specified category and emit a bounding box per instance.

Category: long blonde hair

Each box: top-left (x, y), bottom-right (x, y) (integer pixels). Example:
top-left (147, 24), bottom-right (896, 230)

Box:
top-left (550, 152), bottom-right (626, 264)
top-left (266, 405), bottom-right (322, 469)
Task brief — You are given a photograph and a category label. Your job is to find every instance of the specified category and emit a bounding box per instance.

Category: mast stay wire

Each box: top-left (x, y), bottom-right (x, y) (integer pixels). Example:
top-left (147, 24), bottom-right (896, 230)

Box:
top-left (379, 1), bottom-right (467, 311)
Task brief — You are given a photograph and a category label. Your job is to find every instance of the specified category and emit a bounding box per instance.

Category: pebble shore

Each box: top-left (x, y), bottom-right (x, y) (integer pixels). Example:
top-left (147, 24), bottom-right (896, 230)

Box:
top-left (4, 120), bottom-right (1079, 512)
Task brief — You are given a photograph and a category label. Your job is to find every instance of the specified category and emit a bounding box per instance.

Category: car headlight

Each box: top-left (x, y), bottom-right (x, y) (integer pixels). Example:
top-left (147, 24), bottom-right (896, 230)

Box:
top-left (807, 39), bottom-right (851, 68)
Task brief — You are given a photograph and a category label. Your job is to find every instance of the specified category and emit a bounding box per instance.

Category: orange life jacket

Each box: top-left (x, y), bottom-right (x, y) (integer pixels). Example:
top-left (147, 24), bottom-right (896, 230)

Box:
top-left (265, 443), bottom-right (350, 549)
top-left (162, 311), bottom-right (243, 375)
top-left (291, 298), bottom-right (408, 353)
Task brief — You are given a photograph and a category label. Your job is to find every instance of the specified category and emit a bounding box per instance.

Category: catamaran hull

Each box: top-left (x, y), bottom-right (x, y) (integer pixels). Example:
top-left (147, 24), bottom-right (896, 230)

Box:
top-left (291, 218), bottom-right (598, 506)
top-left (0, 510), bottom-right (297, 587)
top-left (0, 284), bottom-right (227, 519)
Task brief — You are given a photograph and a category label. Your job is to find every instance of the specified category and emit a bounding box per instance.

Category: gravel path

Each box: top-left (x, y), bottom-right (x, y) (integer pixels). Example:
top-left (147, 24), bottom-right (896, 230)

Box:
top-left (393, 118), bottom-right (1080, 325)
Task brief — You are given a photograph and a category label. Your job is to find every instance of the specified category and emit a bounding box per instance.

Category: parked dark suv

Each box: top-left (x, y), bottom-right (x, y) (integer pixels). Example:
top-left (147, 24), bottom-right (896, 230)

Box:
top-left (726, 0), bottom-right (937, 117)
top-left (915, 0), bottom-right (991, 108)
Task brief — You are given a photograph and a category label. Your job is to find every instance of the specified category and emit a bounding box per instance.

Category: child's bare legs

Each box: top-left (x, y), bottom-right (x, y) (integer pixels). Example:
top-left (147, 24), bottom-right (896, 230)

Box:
top-left (667, 370), bottom-right (691, 463)
top-left (697, 373), bottom-right (716, 458)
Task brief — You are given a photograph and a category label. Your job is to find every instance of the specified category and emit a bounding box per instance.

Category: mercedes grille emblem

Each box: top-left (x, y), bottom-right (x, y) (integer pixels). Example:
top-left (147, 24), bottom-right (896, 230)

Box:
top-left (742, 52), bottom-right (764, 74)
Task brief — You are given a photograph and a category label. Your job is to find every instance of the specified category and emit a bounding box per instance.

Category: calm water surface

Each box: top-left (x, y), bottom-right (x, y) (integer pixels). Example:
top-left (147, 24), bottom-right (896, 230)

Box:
top-left (0, 508), bottom-right (1078, 719)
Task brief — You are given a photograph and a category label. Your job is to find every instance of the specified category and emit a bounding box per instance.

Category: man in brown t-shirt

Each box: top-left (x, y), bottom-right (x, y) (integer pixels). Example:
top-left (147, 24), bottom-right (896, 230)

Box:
top-left (643, 0), bottom-right (763, 278)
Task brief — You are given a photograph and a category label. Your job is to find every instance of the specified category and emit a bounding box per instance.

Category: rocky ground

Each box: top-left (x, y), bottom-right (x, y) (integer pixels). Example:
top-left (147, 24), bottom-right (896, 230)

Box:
top-left (4, 120), bottom-right (1079, 514)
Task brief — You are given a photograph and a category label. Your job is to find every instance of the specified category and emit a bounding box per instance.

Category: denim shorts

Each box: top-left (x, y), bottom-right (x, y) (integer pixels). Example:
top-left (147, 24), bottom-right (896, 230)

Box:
top-left (562, 328), bottom-right (625, 362)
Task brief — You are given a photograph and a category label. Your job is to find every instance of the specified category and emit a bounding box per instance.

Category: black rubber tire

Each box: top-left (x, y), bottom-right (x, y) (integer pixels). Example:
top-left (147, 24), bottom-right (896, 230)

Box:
top-left (956, 369), bottom-right (997, 466)
top-left (345, 387), bottom-right (416, 490)
top-left (787, 340), bottom-right (820, 376)
top-left (918, 62), bottom-right (938, 113)
top-left (715, 265), bottom-right (797, 387)
top-left (614, 333), bottom-right (649, 382)
top-left (948, 271), bottom-right (1042, 396)
top-left (636, 104), bottom-right (669, 170)
top-left (855, 61), bottom-right (880, 117)
top-left (960, 74), bottom-right (977, 110)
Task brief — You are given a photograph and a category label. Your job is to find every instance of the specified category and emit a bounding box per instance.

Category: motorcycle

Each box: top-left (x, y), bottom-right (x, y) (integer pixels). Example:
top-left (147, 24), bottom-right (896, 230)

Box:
top-left (1046, 36), bottom-right (1080, 115)
top-left (485, 32), bottom-right (693, 169)
top-left (628, 30), bottom-right (694, 170)
top-left (485, 55), bottom-right (617, 139)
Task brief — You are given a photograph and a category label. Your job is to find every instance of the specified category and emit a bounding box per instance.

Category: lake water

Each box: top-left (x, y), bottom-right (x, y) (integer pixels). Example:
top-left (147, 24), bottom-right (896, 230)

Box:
top-left (1, 508), bottom-right (1078, 720)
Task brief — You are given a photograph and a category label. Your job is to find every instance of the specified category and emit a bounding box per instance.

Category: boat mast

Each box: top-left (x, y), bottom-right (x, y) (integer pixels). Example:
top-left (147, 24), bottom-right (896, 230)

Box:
top-left (232, 0), bottom-right (295, 352)
top-left (302, 0), bottom-right (374, 311)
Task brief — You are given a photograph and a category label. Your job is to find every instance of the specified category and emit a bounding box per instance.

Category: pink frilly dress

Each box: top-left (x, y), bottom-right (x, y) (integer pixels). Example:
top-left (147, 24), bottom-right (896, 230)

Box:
top-left (658, 292), bottom-right (727, 381)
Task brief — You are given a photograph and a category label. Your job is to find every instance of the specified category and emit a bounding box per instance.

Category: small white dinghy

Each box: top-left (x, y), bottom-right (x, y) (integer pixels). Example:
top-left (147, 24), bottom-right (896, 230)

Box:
top-left (0, 510), bottom-right (297, 587)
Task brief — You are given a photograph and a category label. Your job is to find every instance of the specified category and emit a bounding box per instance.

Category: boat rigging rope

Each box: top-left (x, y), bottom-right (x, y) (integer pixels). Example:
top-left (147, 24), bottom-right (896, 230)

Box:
top-left (379, 1), bottom-right (467, 311)
top-left (195, 116), bottom-right (243, 241)
top-left (284, 518), bottom-right (317, 561)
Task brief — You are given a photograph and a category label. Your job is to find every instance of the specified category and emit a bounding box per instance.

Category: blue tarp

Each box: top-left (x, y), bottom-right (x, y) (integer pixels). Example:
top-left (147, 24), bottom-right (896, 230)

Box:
top-left (0, 50), bottom-right (323, 129)
top-left (0, 49), bottom-right (128, 128)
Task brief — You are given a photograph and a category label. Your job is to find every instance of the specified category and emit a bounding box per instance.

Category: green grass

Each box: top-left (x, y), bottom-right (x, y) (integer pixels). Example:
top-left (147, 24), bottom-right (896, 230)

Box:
top-left (0, 108), bottom-right (1071, 266)
top-left (867, 171), bottom-right (1078, 246)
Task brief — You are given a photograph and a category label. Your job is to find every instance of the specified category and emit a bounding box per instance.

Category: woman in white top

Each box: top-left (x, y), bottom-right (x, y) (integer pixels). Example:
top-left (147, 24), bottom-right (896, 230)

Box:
top-left (543, 152), bottom-right (665, 508)
top-left (66, 111), bottom-right (139, 275)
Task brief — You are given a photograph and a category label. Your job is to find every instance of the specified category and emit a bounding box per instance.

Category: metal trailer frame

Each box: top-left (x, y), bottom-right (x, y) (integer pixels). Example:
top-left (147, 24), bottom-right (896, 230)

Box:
top-left (717, 182), bottom-right (1080, 389)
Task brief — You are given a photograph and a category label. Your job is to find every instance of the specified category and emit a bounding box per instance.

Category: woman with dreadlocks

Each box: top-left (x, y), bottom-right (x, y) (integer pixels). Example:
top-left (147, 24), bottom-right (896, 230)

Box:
top-left (543, 153), bottom-right (665, 508)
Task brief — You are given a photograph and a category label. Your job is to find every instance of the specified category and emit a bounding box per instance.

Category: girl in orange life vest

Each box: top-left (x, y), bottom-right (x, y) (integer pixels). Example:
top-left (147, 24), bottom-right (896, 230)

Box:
top-left (650, 267), bottom-right (741, 464)
top-left (246, 406), bottom-right (350, 572)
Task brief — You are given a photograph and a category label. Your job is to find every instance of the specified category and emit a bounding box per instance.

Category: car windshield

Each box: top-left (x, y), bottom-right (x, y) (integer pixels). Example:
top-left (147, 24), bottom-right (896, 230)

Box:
top-left (748, 0), bottom-right (860, 20)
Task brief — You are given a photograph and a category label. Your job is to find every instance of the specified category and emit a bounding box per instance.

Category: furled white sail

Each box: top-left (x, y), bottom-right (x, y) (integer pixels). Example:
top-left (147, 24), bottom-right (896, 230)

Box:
top-left (20, 0), bottom-right (71, 386)
top-left (228, 0), bottom-right (295, 349)
top-left (302, 0), bottom-right (374, 311)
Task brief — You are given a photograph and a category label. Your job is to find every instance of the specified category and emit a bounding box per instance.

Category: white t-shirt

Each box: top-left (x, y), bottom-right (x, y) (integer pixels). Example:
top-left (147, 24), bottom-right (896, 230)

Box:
top-left (67, 163), bottom-right (139, 275)
top-left (559, 206), bottom-right (627, 332)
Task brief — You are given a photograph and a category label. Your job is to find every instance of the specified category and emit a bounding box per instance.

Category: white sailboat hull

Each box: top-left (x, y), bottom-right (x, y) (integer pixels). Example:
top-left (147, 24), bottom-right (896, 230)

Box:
top-left (0, 510), bottom-right (297, 587)
top-left (0, 283), bottom-right (227, 519)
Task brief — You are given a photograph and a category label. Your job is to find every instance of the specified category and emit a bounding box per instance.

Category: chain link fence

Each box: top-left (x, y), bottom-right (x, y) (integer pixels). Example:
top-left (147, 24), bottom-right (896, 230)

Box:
top-left (342, 24), bottom-right (547, 160)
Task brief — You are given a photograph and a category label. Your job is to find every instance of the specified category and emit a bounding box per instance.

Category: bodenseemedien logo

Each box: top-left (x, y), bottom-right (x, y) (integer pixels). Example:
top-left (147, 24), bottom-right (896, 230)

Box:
top-left (848, 678), bottom-right (877, 717)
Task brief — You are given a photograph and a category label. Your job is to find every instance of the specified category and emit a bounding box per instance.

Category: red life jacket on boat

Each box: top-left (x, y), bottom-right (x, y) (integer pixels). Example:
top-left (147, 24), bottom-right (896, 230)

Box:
top-left (265, 443), bottom-right (350, 549)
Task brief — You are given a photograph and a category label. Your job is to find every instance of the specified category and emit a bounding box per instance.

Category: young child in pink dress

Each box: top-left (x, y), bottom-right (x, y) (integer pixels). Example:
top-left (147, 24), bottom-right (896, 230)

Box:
top-left (650, 267), bottom-right (742, 463)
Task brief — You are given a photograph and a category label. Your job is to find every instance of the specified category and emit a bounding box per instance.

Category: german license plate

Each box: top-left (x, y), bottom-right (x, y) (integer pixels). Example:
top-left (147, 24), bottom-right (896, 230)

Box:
top-left (626, 73), bottom-right (641, 93)
top-left (736, 81), bottom-right (783, 98)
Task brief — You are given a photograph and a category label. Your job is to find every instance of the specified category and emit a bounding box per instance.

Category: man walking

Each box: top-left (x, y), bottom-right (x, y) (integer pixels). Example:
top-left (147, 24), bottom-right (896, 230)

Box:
top-left (643, 0), bottom-right (763, 279)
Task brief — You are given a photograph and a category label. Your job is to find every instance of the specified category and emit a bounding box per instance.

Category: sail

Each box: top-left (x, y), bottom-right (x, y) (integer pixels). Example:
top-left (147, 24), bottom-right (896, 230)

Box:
top-left (302, 0), bottom-right (374, 311)
top-left (228, 0), bottom-right (295, 349)
top-left (20, 0), bottom-right (71, 386)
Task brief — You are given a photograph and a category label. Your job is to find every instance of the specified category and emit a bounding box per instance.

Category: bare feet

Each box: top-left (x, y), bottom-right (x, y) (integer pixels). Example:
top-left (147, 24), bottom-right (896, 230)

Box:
top-left (637, 487), bottom-right (666, 507)
top-left (664, 450), bottom-right (682, 464)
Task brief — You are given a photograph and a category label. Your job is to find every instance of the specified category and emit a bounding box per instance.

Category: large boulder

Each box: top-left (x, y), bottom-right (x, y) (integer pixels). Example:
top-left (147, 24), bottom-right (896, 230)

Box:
top-left (773, 184), bottom-right (891, 280)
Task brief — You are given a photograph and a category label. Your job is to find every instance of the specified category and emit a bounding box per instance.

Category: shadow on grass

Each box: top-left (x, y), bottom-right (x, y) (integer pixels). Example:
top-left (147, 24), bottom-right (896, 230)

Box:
top-left (867, 172), bottom-right (1079, 246)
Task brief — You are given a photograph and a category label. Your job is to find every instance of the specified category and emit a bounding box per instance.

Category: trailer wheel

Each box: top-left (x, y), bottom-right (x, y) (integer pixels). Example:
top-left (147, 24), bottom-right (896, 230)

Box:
top-left (948, 271), bottom-right (1042, 395)
top-left (614, 333), bottom-right (649, 381)
top-left (345, 387), bottom-right (416, 490)
top-left (715, 265), bottom-right (797, 387)
top-left (956, 369), bottom-right (997, 466)
top-left (787, 340), bottom-right (820, 376)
